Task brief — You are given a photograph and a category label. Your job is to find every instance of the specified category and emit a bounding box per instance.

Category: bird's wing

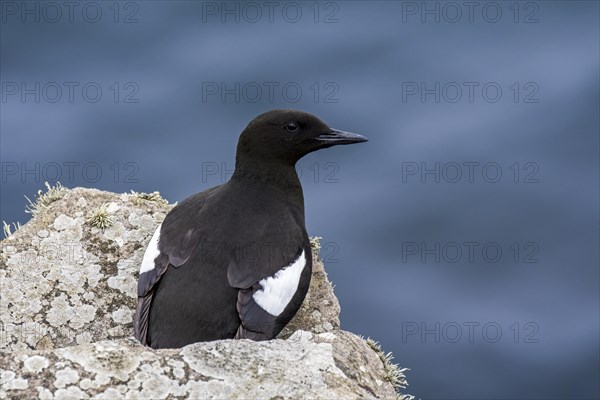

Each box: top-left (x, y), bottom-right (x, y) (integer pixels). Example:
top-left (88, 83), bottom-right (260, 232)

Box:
top-left (229, 237), bottom-right (311, 340)
top-left (134, 187), bottom-right (220, 345)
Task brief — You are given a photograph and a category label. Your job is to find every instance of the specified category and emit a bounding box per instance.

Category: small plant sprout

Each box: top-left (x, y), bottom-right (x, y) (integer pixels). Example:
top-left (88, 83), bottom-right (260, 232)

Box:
top-left (2, 221), bottom-right (22, 238)
top-left (87, 203), bottom-right (113, 229)
top-left (364, 337), bottom-right (413, 399)
top-left (24, 181), bottom-right (67, 216)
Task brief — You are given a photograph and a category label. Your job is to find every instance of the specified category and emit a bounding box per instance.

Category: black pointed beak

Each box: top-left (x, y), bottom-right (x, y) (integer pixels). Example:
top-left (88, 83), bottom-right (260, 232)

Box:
top-left (316, 129), bottom-right (369, 145)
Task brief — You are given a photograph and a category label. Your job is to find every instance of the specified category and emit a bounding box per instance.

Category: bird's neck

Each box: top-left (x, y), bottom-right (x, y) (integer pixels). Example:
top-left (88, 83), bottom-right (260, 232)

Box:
top-left (231, 156), bottom-right (304, 204)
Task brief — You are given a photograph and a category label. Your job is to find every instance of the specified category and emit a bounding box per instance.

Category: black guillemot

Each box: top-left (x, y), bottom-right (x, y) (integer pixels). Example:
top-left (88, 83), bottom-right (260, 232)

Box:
top-left (134, 109), bottom-right (367, 349)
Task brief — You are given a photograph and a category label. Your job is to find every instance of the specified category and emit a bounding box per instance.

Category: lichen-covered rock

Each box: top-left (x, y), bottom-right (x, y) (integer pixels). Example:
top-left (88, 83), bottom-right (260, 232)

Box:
top-left (1, 188), bottom-right (171, 351)
top-left (0, 331), bottom-right (400, 399)
top-left (1, 186), bottom-right (411, 399)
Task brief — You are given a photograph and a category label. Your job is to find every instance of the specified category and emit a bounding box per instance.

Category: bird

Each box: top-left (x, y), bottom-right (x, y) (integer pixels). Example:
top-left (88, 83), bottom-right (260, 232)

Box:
top-left (134, 109), bottom-right (368, 349)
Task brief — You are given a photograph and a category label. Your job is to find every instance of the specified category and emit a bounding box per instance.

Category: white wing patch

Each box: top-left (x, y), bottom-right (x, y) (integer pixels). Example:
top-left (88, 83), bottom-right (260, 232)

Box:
top-left (140, 224), bottom-right (162, 273)
top-left (253, 250), bottom-right (306, 317)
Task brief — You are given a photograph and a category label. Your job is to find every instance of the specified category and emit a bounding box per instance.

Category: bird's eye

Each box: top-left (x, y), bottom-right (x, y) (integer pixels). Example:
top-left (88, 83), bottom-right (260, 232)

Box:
top-left (285, 122), bottom-right (299, 132)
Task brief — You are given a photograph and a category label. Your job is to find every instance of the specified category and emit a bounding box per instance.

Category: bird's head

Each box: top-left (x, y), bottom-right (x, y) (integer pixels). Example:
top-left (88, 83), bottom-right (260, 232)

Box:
top-left (236, 109), bottom-right (368, 165)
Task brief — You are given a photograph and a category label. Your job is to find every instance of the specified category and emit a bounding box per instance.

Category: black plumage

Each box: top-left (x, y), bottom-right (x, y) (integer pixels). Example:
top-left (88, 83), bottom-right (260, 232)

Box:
top-left (134, 109), bottom-right (367, 349)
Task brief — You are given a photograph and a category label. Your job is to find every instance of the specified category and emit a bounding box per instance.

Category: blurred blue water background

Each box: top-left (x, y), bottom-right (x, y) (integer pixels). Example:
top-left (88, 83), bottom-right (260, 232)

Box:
top-left (1, 1), bottom-right (598, 398)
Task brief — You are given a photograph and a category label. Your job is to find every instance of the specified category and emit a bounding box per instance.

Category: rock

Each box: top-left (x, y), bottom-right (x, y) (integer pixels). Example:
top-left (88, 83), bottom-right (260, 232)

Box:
top-left (1, 186), bottom-right (412, 399)
top-left (0, 331), bottom-right (401, 399)
top-left (1, 188), bottom-right (170, 351)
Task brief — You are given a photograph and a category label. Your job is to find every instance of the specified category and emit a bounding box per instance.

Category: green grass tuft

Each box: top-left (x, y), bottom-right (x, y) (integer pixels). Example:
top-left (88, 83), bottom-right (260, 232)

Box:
top-left (87, 203), bottom-right (113, 229)
top-left (2, 221), bottom-right (22, 239)
top-left (309, 236), bottom-right (323, 252)
top-left (128, 190), bottom-right (168, 205)
top-left (24, 182), bottom-right (67, 216)
top-left (364, 336), bottom-right (414, 399)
